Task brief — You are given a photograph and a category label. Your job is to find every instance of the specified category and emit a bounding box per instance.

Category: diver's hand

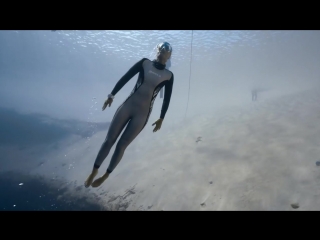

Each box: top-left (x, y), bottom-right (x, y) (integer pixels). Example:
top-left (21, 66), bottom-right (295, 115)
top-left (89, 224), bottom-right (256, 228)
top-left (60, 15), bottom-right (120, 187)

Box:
top-left (152, 118), bottom-right (163, 132)
top-left (102, 98), bottom-right (113, 110)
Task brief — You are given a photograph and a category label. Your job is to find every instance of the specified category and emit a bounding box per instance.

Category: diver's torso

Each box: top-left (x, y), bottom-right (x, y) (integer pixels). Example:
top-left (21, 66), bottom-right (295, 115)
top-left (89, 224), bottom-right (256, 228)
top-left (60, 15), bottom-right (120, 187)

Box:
top-left (126, 59), bottom-right (172, 110)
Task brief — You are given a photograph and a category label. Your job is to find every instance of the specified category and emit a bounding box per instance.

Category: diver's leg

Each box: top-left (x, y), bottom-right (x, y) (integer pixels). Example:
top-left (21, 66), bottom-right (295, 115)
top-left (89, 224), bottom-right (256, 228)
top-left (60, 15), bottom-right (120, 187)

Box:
top-left (93, 104), bottom-right (131, 168)
top-left (84, 103), bottom-right (131, 187)
top-left (91, 113), bottom-right (148, 187)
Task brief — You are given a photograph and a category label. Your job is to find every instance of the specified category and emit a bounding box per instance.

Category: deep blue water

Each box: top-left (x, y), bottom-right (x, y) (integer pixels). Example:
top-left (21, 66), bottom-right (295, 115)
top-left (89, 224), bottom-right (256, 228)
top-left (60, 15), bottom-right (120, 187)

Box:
top-left (0, 171), bottom-right (103, 211)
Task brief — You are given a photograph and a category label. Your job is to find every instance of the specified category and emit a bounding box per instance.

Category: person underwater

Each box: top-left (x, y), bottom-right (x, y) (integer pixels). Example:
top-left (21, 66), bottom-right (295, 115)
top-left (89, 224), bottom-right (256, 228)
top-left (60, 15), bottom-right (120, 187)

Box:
top-left (84, 42), bottom-right (174, 188)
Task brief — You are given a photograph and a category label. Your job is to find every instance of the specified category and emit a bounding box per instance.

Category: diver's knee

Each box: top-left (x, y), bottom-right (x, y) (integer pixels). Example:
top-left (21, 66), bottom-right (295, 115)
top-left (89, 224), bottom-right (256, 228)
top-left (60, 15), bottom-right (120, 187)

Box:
top-left (116, 139), bottom-right (130, 151)
top-left (104, 138), bottom-right (116, 147)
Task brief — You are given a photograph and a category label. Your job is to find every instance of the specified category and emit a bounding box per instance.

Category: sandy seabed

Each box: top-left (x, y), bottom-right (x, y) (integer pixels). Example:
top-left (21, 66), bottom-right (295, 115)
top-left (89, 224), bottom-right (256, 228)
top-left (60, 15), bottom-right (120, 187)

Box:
top-left (3, 87), bottom-right (320, 211)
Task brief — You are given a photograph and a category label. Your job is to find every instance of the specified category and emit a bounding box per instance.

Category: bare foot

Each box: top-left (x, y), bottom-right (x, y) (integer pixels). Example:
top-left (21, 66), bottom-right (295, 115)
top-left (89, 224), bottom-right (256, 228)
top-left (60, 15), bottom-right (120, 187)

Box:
top-left (91, 172), bottom-right (109, 188)
top-left (84, 169), bottom-right (98, 188)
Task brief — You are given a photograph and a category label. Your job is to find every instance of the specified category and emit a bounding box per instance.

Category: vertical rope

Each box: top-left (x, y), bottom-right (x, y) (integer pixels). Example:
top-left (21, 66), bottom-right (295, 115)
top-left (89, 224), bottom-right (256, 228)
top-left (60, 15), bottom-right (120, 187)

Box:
top-left (184, 30), bottom-right (194, 119)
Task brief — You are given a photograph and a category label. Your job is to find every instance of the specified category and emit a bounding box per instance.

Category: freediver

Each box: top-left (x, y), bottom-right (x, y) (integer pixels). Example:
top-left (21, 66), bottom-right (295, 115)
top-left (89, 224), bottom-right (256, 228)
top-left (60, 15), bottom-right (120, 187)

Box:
top-left (252, 89), bottom-right (257, 101)
top-left (84, 42), bottom-right (174, 188)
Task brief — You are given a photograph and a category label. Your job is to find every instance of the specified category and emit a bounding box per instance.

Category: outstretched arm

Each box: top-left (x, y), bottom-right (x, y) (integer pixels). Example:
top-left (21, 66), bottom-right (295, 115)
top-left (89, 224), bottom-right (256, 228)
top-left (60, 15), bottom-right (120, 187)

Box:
top-left (110, 58), bottom-right (147, 96)
top-left (160, 73), bottom-right (174, 119)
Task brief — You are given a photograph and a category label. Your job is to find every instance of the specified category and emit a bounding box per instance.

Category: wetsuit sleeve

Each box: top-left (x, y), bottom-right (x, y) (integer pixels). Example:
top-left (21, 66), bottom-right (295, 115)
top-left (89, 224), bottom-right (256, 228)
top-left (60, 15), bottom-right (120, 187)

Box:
top-left (110, 58), bottom-right (147, 96)
top-left (160, 73), bottom-right (174, 119)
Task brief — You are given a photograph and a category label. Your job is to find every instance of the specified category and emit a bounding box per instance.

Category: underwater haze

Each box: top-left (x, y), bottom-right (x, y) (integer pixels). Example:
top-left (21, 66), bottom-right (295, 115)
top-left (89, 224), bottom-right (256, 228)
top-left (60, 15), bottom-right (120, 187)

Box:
top-left (1, 30), bottom-right (320, 210)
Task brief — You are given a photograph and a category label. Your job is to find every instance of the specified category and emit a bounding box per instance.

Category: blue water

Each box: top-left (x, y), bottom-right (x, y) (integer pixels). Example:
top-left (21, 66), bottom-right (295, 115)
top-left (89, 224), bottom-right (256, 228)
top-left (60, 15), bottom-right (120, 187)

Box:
top-left (0, 171), bottom-right (102, 211)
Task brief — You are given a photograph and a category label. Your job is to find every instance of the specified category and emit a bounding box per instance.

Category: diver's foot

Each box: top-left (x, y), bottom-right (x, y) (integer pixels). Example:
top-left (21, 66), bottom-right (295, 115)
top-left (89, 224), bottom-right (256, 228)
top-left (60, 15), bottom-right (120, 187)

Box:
top-left (91, 172), bottom-right (109, 188)
top-left (84, 169), bottom-right (98, 188)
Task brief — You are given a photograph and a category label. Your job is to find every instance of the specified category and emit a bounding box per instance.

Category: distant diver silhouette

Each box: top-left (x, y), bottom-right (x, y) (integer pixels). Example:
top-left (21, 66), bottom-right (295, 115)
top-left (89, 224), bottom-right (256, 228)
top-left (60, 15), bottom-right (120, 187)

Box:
top-left (85, 42), bottom-right (174, 188)
top-left (252, 89), bottom-right (257, 101)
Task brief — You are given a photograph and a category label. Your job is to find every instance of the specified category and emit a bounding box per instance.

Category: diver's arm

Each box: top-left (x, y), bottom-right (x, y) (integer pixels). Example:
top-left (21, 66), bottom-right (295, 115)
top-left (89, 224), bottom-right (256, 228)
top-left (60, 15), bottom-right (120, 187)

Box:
top-left (110, 58), bottom-right (147, 96)
top-left (160, 73), bottom-right (174, 119)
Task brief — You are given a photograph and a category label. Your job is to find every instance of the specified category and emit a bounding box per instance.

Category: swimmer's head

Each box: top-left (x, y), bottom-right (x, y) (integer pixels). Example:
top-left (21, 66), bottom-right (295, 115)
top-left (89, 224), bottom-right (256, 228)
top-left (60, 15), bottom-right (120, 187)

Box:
top-left (156, 42), bottom-right (172, 64)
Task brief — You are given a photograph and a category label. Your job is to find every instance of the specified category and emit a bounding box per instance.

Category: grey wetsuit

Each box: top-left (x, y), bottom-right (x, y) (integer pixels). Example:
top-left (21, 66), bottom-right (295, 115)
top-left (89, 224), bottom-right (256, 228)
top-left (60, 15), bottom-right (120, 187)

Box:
top-left (93, 58), bottom-right (174, 173)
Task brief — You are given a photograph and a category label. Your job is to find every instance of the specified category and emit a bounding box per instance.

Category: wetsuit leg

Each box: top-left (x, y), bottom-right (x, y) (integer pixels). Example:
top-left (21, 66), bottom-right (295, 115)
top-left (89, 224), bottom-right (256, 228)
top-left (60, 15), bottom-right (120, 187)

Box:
top-left (93, 103), bottom-right (131, 169)
top-left (106, 112), bottom-right (148, 173)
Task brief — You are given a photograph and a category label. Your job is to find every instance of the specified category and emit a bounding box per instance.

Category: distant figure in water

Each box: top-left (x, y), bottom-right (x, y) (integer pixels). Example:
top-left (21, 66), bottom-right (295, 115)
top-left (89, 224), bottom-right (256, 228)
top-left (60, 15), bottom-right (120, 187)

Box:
top-left (252, 89), bottom-right (257, 101)
top-left (84, 42), bottom-right (174, 188)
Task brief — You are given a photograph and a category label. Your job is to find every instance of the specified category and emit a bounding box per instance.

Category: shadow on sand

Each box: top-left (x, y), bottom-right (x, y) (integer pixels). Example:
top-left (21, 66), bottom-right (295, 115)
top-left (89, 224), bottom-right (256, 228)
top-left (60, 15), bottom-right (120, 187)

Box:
top-left (0, 171), bottom-right (103, 211)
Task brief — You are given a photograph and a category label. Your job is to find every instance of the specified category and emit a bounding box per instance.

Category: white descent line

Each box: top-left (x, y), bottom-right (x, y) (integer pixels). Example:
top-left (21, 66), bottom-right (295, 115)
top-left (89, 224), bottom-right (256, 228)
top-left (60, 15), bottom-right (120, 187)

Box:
top-left (185, 30), bottom-right (194, 119)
